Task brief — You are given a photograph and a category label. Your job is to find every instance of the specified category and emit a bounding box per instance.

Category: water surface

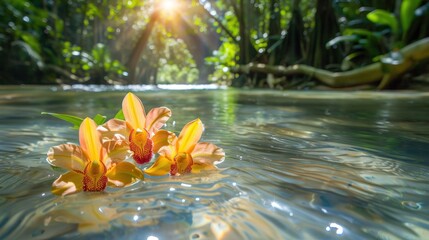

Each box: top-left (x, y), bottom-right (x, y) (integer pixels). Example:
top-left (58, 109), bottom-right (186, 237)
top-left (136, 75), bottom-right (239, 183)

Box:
top-left (0, 86), bottom-right (428, 239)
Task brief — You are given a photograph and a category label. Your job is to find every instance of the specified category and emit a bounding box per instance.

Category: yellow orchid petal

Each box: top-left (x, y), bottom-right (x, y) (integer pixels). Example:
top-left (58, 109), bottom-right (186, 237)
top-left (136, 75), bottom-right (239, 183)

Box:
top-left (172, 152), bottom-right (193, 175)
top-left (106, 162), bottom-right (144, 187)
top-left (98, 118), bottom-right (131, 141)
top-left (191, 163), bottom-right (217, 174)
top-left (129, 128), bottom-right (153, 164)
top-left (145, 107), bottom-right (172, 136)
top-left (52, 171), bottom-right (84, 196)
top-left (102, 137), bottom-right (132, 168)
top-left (144, 156), bottom-right (173, 176)
top-left (152, 130), bottom-right (177, 153)
top-left (47, 144), bottom-right (87, 172)
top-left (158, 144), bottom-right (175, 160)
top-left (191, 142), bottom-right (225, 165)
top-left (122, 92), bottom-right (145, 130)
top-left (79, 118), bottom-right (102, 162)
top-left (83, 160), bottom-right (108, 192)
top-left (177, 118), bottom-right (204, 153)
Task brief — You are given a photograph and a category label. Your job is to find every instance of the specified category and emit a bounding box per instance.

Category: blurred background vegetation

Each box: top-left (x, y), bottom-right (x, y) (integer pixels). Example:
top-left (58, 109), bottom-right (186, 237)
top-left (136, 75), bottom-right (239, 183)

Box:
top-left (0, 0), bottom-right (428, 89)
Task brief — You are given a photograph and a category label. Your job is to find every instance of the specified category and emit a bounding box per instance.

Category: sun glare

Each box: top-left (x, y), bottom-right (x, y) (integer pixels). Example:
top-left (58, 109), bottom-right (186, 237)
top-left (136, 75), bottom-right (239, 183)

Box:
top-left (160, 0), bottom-right (179, 12)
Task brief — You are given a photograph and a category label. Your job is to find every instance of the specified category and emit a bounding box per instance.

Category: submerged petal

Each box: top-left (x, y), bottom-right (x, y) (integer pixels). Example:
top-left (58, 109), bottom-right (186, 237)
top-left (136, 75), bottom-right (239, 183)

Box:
top-left (191, 142), bottom-right (225, 165)
top-left (47, 205), bottom-right (117, 233)
top-left (177, 119), bottom-right (204, 154)
top-left (122, 92), bottom-right (145, 130)
top-left (106, 162), bottom-right (144, 187)
top-left (79, 118), bottom-right (102, 162)
top-left (191, 163), bottom-right (217, 173)
top-left (144, 156), bottom-right (173, 176)
top-left (47, 144), bottom-right (87, 172)
top-left (129, 129), bottom-right (153, 164)
top-left (152, 130), bottom-right (177, 153)
top-left (52, 171), bottom-right (84, 196)
top-left (145, 107), bottom-right (172, 136)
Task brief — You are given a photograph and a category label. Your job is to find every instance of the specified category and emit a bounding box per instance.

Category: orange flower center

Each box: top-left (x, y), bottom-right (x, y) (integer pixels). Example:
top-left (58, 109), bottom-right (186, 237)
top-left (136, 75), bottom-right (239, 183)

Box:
top-left (129, 129), bottom-right (153, 164)
top-left (83, 160), bottom-right (108, 192)
top-left (171, 152), bottom-right (193, 175)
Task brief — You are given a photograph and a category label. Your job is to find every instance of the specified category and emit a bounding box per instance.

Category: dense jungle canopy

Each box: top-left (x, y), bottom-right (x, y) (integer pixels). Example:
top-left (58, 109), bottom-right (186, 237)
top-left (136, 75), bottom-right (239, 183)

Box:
top-left (1, 0), bottom-right (429, 89)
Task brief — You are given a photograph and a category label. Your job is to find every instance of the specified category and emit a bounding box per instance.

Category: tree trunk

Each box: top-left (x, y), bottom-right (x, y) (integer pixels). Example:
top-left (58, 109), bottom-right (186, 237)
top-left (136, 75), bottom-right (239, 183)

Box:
top-left (267, 0), bottom-right (281, 65)
top-left (126, 11), bottom-right (159, 84)
top-left (237, 0), bottom-right (257, 64)
top-left (281, 0), bottom-right (306, 66)
top-left (307, 0), bottom-right (343, 69)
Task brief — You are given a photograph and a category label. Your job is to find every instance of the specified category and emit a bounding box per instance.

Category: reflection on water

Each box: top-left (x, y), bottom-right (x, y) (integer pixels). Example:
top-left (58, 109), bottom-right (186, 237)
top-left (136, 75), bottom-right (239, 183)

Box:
top-left (0, 86), bottom-right (429, 239)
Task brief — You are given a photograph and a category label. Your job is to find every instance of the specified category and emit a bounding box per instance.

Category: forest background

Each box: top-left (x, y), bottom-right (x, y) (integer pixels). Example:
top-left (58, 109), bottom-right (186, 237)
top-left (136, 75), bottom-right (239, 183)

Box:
top-left (1, 0), bottom-right (429, 89)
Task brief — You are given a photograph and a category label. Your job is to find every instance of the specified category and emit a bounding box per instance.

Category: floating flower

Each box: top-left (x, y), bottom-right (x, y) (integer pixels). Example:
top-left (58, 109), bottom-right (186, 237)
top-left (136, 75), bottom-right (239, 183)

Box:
top-left (145, 119), bottom-right (225, 176)
top-left (99, 93), bottom-right (172, 165)
top-left (47, 117), bottom-right (143, 196)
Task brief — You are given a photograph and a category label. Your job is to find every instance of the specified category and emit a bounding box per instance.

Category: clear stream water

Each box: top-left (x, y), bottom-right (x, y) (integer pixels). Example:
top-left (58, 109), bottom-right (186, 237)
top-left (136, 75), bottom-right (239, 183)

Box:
top-left (0, 85), bottom-right (428, 239)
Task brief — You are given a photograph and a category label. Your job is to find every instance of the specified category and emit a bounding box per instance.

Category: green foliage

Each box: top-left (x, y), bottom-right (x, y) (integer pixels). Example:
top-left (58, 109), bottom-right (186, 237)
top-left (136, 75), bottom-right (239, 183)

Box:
top-left (137, 24), bottom-right (200, 84)
top-left (200, 0), bottom-right (317, 85)
top-left (331, 0), bottom-right (428, 70)
top-left (114, 109), bottom-right (125, 120)
top-left (206, 42), bottom-right (239, 82)
top-left (193, 16), bottom-right (208, 33)
top-left (366, 1), bottom-right (424, 44)
top-left (42, 112), bottom-right (108, 129)
top-left (91, 43), bottom-right (126, 77)
top-left (93, 114), bottom-right (107, 125)
top-left (0, 0), bottom-right (53, 83)
top-left (61, 42), bottom-right (125, 80)
top-left (367, 10), bottom-right (398, 36)
top-left (1, 0), bottom-right (428, 87)
top-left (401, 0), bottom-right (422, 39)
top-left (0, 0), bottom-right (140, 84)
top-left (41, 112), bottom-right (84, 129)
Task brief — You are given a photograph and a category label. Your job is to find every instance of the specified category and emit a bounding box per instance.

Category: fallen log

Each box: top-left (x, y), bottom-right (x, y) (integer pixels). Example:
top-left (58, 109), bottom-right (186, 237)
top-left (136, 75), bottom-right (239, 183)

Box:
top-left (232, 37), bottom-right (429, 89)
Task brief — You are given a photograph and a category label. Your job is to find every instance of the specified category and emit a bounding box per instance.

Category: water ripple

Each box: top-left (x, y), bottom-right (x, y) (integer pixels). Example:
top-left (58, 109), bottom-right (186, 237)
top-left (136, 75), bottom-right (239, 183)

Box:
top-left (1, 87), bottom-right (429, 239)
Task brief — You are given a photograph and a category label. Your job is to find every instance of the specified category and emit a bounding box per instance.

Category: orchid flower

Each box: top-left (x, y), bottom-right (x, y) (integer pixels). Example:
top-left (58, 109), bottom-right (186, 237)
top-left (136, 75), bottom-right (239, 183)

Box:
top-left (47, 117), bottom-right (144, 196)
top-left (99, 92), bottom-right (172, 164)
top-left (144, 119), bottom-right (225, 176)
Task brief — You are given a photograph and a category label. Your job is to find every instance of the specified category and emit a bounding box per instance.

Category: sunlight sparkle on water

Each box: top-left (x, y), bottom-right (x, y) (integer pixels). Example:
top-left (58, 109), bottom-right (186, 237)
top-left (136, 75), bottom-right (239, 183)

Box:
top-left (326, 223), bottom-right (344, 235)
top-left (271, 201), bottom-right (289, 212)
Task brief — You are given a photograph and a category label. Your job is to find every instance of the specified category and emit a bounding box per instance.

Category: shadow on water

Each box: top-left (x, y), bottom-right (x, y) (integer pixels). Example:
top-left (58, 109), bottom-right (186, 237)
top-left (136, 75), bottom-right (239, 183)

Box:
top-left (0, 86), bottom-right (429, 239)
